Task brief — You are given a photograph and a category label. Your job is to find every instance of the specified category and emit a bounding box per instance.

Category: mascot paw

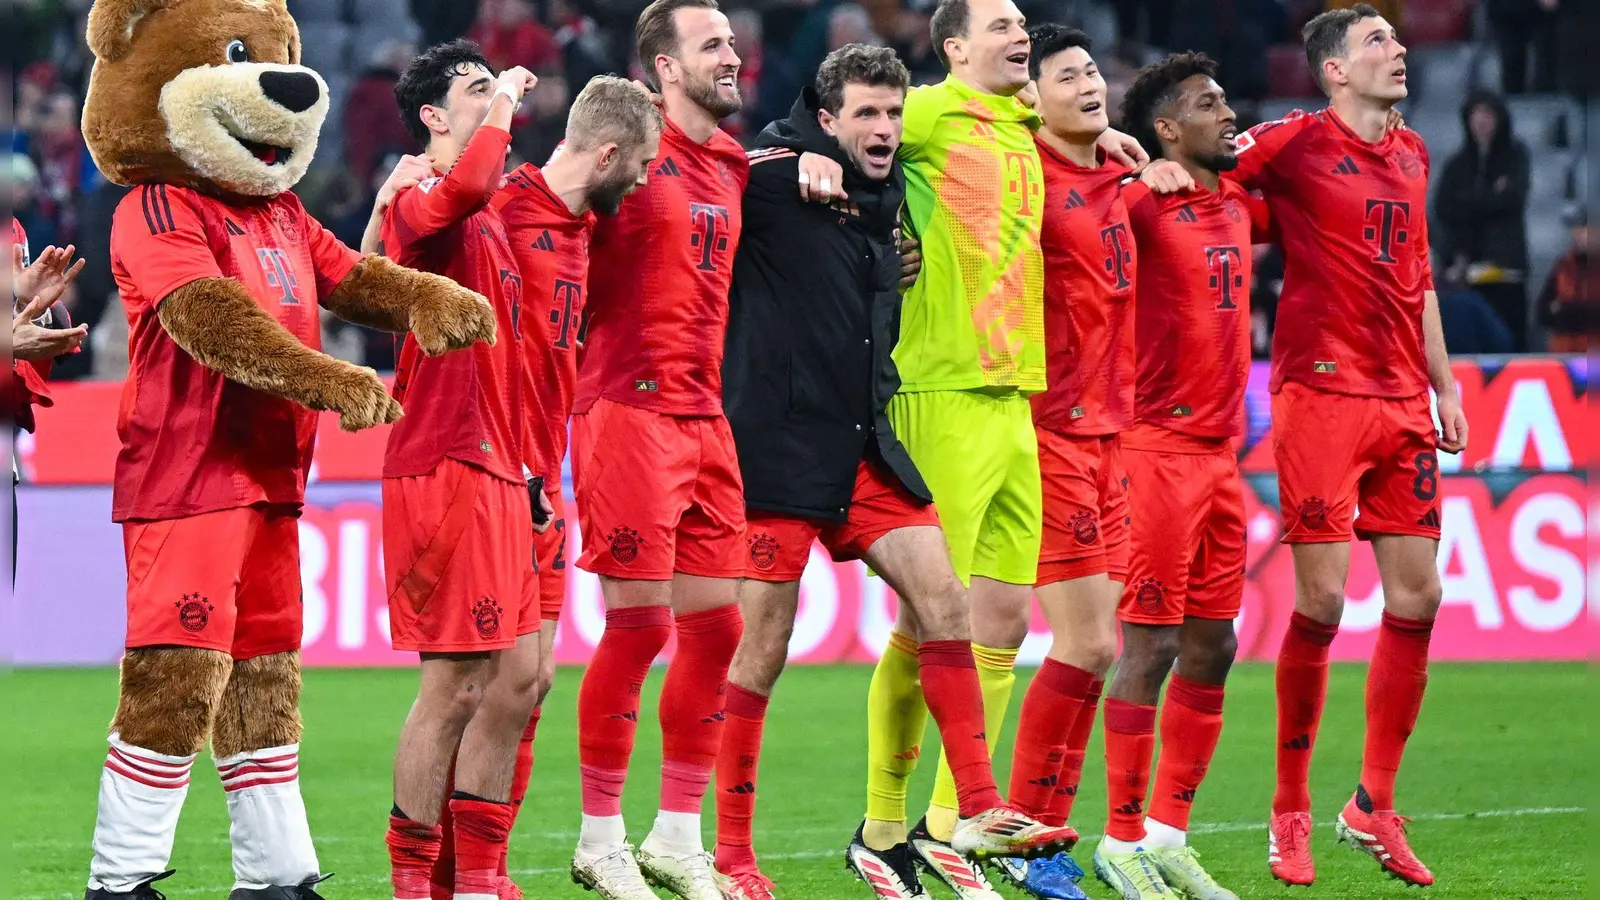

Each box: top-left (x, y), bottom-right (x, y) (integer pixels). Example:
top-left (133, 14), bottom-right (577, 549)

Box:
top-left (325, 364), bottom-right (404, 432)
top-left (413, 277), bottom-right (497, 357)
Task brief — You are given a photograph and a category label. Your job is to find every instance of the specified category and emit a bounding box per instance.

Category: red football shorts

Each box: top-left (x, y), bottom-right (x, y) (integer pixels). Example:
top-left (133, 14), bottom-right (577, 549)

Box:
top-left (1037, 429), bottom-right (1130, 586)
top-left (572, 397), bottom-right (746, 580)
top-left (1119, 424), bottom-right (1247, 626)
top-left (534, 488), bottom-right (569, 621)
top-left (1273, 382), bottom-right (1441, 543)
top-left (124, 504), bottom-right (302, 659)
top-left (383, 458), bottom-right (536, 653)
top-left (743, 459), bottom-right (940, 582)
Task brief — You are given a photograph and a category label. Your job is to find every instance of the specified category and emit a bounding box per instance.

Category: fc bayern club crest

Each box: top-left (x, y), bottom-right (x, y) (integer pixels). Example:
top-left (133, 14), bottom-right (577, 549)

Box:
top-left (1298, 496), bottom-right (1329, 531)
top-left (1069, 510), bottom-right (1099, 546)
top-left (471, 597), bottom-right (503, 639)
top-left (1134, 578), bottom-right (1165, 615)
top-left (175, 593), bottom-right (214, 633)
top-left (608, 527), bottom-right (641, 565)
top-left (747, 533), bottom-right (780, 570)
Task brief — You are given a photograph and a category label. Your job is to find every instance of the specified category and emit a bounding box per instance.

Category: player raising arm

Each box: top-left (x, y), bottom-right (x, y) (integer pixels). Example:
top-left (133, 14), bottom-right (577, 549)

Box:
top-left (1224, 5), bottom-right (1464, 888)
top-left (376, 41), bottom-right (546, 900)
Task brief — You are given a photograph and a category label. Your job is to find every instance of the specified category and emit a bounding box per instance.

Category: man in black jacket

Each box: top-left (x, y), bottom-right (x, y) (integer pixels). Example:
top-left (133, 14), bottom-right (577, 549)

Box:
top-left (713, 44), bottom-right (1075, 900)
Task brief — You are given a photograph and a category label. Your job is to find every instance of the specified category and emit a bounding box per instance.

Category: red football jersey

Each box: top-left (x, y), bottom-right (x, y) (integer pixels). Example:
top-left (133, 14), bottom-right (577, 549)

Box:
top-left (491, 162), bottom-right (596, 481)
top-left (1232, 108), bottom-right (1435, 398)
top-left (576, 117), bottom-right (749, 417)
top-left (1124, 178), bottom-right (1270, 439)
top-left (381, 125), bottom-right (526, 484)
top-left (109, 184), bottom-right (361, 522)
top-left (1031, 141), bottom-right (1137, 436)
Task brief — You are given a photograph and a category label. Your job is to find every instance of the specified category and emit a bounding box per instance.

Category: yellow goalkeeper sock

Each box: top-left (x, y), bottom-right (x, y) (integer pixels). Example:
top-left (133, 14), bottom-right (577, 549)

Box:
top-left (925, 642), bottom-right (1018, 842)
top-left (863, 630), bottom-right (927, 849)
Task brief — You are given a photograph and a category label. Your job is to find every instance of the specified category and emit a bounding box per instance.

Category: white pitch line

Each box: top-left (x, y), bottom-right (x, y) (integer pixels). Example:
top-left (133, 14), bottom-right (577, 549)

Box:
top-left (30, 805), bottom-right (1585, 900)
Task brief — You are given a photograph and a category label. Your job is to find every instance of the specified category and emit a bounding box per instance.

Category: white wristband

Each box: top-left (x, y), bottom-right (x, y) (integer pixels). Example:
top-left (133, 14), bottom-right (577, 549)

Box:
top-left (494, 82), bottom-right (521, 107)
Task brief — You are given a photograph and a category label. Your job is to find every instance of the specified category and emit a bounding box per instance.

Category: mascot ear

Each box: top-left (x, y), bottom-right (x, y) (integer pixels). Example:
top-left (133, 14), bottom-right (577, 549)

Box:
top-left (86, 0), bottom-right (179, 62)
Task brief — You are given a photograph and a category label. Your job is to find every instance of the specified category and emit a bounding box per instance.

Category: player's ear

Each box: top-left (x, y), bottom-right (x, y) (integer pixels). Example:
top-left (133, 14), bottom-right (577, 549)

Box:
top-left (818, 108), bottom-right (839, 137)
top-left (419, 104), bottom-right (447, 137)
top-left (1154, 116), bottom-right (1179, 145)
top-left (595, 142), bottom-right (619, 171)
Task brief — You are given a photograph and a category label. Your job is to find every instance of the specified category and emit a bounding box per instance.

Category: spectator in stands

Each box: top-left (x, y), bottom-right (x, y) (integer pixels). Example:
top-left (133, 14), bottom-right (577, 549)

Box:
top-left (1536, 205), bottom-right (1593, 352)
top-left (1488, 0), bottom-right (1557, 94)
top-left (10, 155), bottom-right (58, 252)
top-left (343, 40), bottom-right (418, 189)
top-left (469, 0), bottom-right (561, 72)
top-left (1434, 90), bottom-right (1532, 349)
top-left (1437, 285), bottom-right (1516, 354)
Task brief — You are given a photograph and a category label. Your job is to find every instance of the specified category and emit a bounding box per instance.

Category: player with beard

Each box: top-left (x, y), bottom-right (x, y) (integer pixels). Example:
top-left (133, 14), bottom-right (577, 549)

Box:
top-left (989, 25), bottom-right (1194, 900)
top-left (1081, 52), bottom-right (1272, 900)
top-left (565, 2), bottom-right (751, 898)
top-left (713, 44), bottom-right (1078, 900)
top-left (380, 77), bottom-right (663, 900)
top-left (1222, 5), bottom-right (1464, 887)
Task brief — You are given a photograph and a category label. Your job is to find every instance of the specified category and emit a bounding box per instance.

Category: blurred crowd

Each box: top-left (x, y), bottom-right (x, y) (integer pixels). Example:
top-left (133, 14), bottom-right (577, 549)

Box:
top-left (8, 0), bottom-right (1593, 381)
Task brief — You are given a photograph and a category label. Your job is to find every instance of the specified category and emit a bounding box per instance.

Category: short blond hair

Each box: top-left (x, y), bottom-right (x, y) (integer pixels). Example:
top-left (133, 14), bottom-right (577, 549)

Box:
top-left (565, 75), bottom-right (664, 153)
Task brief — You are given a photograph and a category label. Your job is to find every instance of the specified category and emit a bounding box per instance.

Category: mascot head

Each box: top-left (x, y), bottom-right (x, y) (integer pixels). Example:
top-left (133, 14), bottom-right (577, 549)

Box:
top-left (82, 0), bottom-right (329, 199)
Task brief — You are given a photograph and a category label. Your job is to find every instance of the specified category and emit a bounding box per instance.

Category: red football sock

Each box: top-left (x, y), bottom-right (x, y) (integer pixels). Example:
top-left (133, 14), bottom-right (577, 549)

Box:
top-left (578, 605), bottom-right (673, 815)
top-left (388, 810), bottom-right (443, 900)
top-left (714, 683), bottom-right (769, 871)
top-left (1045, 679), bottom-right (1102, 826)
top-left (1274, 611), bottom-right (1339, 816)
top-left (1149, 675), bottom-right (1225, 832)
top-left (498, 707), bottom-right (541, 877)
top-left (429, 764), bottom-right (458, 900)
top-left (1103, 699), bottom-right (1157, 843)
top-left (1360, 612), bottom-right (1434, 810)
top-left (450, 795), bottom-right (515, 898)
top-left (918, 640), bottom-right (1005, 816)
top-left (1008, 658), bottom-right (1095, 818)
top-left (659, 604), bottom-right (743, 812)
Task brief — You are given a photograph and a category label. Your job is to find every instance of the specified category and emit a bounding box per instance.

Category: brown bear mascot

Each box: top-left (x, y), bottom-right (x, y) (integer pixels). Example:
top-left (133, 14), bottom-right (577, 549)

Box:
top-left (77, 2), bottom-right (495, 897)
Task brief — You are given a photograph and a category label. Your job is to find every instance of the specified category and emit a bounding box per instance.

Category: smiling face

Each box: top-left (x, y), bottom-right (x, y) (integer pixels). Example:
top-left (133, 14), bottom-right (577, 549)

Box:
top-left (1162, 74), bottom-right (1237, 172)
top-left (1035, 45), bottom-right (1107, 140)
top-left (83, 0), bottom-right (329, 198)
top-left (1330, 15), bottom-right (1408, 103)
top-left (819, 82), bottom-right (905, 180)
top-left (944, 0), bottom-right (1030, 95)
top-left (664, 6), bottom-right (742, 118)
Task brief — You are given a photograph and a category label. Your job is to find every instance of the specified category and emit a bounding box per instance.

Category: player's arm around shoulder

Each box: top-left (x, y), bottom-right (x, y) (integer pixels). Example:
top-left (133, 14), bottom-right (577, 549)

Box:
top-left (743, 146), bottom-right (805, 223)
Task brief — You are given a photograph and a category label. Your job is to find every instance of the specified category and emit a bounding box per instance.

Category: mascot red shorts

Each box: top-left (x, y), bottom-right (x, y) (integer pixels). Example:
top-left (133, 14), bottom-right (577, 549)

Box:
top-left (123, 504), bottom-right (303, 659)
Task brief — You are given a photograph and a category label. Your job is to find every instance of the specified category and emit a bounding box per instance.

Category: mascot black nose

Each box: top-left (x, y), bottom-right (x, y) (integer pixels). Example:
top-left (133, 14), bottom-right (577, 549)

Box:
top-left (259, 71), bottom-right (321, 113)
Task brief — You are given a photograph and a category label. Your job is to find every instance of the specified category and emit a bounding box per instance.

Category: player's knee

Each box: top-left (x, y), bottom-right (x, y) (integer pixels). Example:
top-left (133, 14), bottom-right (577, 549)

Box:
top-left (1061, 632), bottom-right (1118, 676)
top-left (1184, 630), bottom-right (1238, 684)
top-left (1296, 580), bottom-right (1347, 622)
top-left (1386, 574), bottom-right (1443, 620)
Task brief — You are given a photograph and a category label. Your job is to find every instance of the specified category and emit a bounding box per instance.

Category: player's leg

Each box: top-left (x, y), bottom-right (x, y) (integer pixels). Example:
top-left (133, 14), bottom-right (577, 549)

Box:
top-left (864, 391), bottom-right (997, 857)
top-left (1266, 383), bottom-right (1369, 886)
top-left (1333, 397), bottom-right (1443, 886)
top-left (924, 393), bottom-right (1038, 845)
top-left (712, 513), bottom-right (815, 891)
top-left (86, 510), bottom-right (248, 898)
top-left (210, 507), bottom-right (325, 896)
top-left (567, 399), bottom-right (685, 898)
top-left (638, 414), bottom-right (747, 899)
top-left (1010, 431), bottom-right (1115, 829)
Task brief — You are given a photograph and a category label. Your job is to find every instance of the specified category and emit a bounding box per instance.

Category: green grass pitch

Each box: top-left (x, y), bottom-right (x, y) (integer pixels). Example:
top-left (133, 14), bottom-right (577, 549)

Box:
top-left (11, 662), bottom-right (1584, 900)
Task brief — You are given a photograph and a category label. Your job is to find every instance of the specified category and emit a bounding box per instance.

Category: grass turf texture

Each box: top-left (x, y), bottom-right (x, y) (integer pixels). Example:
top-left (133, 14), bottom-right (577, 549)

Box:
top-left (11, 663), bottom-right (1583, 900)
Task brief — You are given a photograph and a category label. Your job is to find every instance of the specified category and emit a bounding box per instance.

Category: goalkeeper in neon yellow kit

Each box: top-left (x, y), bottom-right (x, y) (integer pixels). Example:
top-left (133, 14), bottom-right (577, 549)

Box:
top-left (796, 0), bottom-right (1148, 897)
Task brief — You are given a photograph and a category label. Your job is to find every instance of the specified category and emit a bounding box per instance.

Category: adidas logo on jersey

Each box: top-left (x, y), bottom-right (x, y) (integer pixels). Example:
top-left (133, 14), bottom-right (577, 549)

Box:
top-left (1063, 189), bottom-right (1087, 210)
top-left (969, 121), bottom-right (995, 138)
top-left (654, 157), bottom-right (682, 177)
top-left (1417, 508), bottom-right (1440, 528)
top-left (530, 230), bottom-right (555, 251)
top-left (1331, 155), bottom-right (1361, 175)
top-left (1175, 204), bottom-right (1199, 223)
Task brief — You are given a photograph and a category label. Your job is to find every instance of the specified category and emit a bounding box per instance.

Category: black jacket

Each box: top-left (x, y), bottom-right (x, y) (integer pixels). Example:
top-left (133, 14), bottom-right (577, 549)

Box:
top-left (1433, 91), bottom-right (1530, 273)
top-left (723, 88), bottom-right (931, 522)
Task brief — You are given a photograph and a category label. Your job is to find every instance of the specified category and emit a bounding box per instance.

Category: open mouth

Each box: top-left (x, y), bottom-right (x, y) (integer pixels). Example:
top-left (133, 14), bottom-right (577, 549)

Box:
top-left (715, 71), bottom-right (738, 90)
top-left (1080, 100), bottom-right (1103, 115)
top-left (1221, 125), bottom-right (1238, 143)
top-left (864, 143), bottom-right (893, 165)
top-left (237, 136), bottom-right (292, 166)
top-left (1391, 65), bottom-right (1407, 82)
top-left (1005, 50), bottom-right (1029, 66)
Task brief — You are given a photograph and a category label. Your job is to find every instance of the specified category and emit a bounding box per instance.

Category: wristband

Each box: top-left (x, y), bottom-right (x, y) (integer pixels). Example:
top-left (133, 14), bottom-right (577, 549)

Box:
top-left (494, 82), bottom-right (522, 108)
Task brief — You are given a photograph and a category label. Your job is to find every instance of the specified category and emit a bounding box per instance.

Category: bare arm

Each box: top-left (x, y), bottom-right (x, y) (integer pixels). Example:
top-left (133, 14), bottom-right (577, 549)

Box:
top-left (1423, 289), bottom-right (1468, 453)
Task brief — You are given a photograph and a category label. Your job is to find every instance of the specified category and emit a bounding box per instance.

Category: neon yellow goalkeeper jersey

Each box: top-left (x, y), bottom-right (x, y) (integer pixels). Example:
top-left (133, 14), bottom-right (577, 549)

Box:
top-left (894, 76), bottom-right (1046, 394)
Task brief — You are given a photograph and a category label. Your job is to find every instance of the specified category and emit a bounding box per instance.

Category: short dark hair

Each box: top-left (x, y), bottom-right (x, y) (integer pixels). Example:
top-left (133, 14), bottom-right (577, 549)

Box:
top-left (928, 0), bottom-right (970, 70)
top-left (636, 0), bottom-right (721, 91)
top-left (1026, 23), bottom-right (1091, 82)
top-left (1120, 51), bottom-right (1220, 160)
top-left (815, 44), bottom-right (910, 114)
top-left (394, 39), bottom-right (493, 145)
top-left (1302, 2), bottom-right (1382, 94)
